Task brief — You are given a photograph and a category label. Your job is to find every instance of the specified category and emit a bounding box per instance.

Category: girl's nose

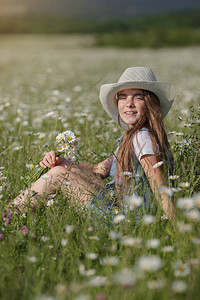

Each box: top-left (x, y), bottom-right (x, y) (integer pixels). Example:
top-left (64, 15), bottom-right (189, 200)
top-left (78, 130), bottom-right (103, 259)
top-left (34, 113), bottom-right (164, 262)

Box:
top-left (126, 97), bottom-right (135, 107)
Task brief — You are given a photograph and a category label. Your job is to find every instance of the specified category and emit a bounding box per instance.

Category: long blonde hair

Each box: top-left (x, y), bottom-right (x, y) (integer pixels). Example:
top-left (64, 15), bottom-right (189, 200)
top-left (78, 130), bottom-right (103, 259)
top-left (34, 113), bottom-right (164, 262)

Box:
top-left (117, 90), bottom-right (170, 173)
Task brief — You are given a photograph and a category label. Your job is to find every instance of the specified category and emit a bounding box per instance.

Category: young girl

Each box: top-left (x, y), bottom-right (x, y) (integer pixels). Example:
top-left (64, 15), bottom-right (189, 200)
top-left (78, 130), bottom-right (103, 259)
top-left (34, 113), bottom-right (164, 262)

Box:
top-left (14, 67), bottom-right (176, 220)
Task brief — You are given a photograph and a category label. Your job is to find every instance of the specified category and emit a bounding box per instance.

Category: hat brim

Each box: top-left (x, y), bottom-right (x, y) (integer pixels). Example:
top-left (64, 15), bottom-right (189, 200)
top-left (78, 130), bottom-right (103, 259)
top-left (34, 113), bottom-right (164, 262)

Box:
top-left (99, 81), bottom-right (175, 128)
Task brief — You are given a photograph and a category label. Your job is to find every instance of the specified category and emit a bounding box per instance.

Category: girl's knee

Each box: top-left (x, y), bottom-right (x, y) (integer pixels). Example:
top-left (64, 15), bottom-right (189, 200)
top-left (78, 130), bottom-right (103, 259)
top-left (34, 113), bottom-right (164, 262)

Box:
top-left (48, 165), bottom-right (67, 177)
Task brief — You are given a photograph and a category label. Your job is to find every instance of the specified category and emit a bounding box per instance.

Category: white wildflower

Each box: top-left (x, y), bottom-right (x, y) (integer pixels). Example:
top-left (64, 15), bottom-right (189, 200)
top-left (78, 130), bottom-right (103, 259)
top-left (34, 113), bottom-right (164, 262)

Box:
top-left (179, 182), bottom-right (190, 188)
top-left (174, 260), bottom-right (190, 277)
top-left (159, 186), bottom-right (174, 197)
top-left (46, 199), bottom-right (54, 207)
top-left (102, 256), bottom-right (119, 266)
top-left (146, 238), bottom-right (160, 249)
top-left (147, 279), bottom-right (165, 290)
top-left (176, 197), bottom-right (194, 210)
top-left (38, 133), bottom-right (46, 139)
top-left (137, 255), bottom-right (162, 272)
top-left (26, 164), bottom-right (35, 169)
top-left (28, 256), bottom-right (37, 263)
top-left (121, 172), bottom-right (133, 178)
top-left (171, 280), bottom-right (187, 293)
top-left (64, 225), bottom-right (74, 234)
top-left (61, 239), bottom-right (68, 246)
top-left (41, 174), bottom-right (49, 180)
top-left (162, 245), bottom-right (174, 253)
top-left (108, 230), bottom-right (122, 240)
top-left (185, 209), bottom-right (200, 222)
top-left (191, 237), bottom-right (200, 245)
top-left (142, 215), bottom-right (155, 225)
top-left (62, 181), bottom-right (71, 186)
top-left (113, 268), bottom-right (136, 287)
top-left (121, 237), bottom-right (142, 247)
top-left (177, 221), bottom-right (192, 233)
top-left (113, 214), bottom-right (125, 224)
top-left (74, 294), bottom-right (91, 300)
top-left (54, 284), bottom-right (67, 293)
top-left (169, 175), bottom-right (179, 180)
top-left (41, 236), bottom-right (49, 242)
top-left (152, 161), bottom-right (163, 168)
top-left (73, 85), bottom-right (82, 92)
top-left (87, 276), bottom-right (107, 287)
top-left (193, 193), bottom-right (200, 208)
top-left (89, 236), bottom-right (100, 241)
top-left (86, 253), bottom-right (98, 260)
top-left (125, 195), bottom-right (143, 210)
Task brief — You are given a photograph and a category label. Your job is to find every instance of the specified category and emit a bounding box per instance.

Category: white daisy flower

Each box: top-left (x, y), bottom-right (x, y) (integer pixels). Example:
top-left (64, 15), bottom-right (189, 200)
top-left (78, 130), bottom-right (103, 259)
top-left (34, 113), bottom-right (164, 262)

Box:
top-left (121, 172), bottom-right (133, 178)
top-left (64, 225), bottom-right (74, 234)
top-left (179, 182), bottom-right (190, 188)
top-left (147, 279), bottom-right (165, 290)
top-left (113, 268), bottom-right (136, 287)
top-left (146, 238), bottom-right (160, 249)
top-left (61, 239), bottom-right (68, 246)
top-left (185, 209), bottom-right (200, 222)
top-left (102, 256), bottom-right (119, 266)
top-left (153, 161), bottom-right (163, 168)
top-left (108, 231), bottom-right (122, 240)
top-left (162, 245), bottom-right (174, 253)
top-left (41, 174), bottom-right (50, 180)
top-left (113, 214), bottom-right (125, 224)
top-left (177, 221), bottom-right (192, 233)
top-left (171, 280), bottom-right (187, 293)
top-left (47, 199), bottom-right (54, 207)
top-left (142, 215), bottom-right (155, 225)
top-left (86, 253), bottom-right (98, 260)
top-left (41, 236), bottom-right (49, 242)
top-left (137, 255), bottom-right (162, 272)
top-left (89, 236), bottom-right (100, 241)
top-left (121, 237), bottom-right (142, 247)
top-left (176, 197), bottom-right (194, 210)
top-left (174, 260), bottom-right (190, 277)
top-left (27, 256), bottom-right (37, 263)
top-left (125, 195), bottom-right (143, 210)
top-left (56, 132), bottom-right (65, 142)
top-left (87, 276), bottom-right (107, 287)
top-left (26, 164), bottom-right (35, 169)
top-left (159, 186), bottom-right (174, 197)
top-left (169, 175), bottom-right (179, 180)
top-left (193, 192), bottom-right (200, 208)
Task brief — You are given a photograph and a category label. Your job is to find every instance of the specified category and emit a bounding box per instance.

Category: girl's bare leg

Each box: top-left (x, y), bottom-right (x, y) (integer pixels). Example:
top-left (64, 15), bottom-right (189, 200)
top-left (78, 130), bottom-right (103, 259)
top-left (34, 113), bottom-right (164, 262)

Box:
top-left (13, 162), bottom-right (105, 212)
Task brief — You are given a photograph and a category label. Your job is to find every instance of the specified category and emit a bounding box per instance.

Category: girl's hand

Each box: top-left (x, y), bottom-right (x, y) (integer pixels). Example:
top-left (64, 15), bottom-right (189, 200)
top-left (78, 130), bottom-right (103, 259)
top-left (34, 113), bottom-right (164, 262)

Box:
top-left (39, 151), bottom-right (61, 169)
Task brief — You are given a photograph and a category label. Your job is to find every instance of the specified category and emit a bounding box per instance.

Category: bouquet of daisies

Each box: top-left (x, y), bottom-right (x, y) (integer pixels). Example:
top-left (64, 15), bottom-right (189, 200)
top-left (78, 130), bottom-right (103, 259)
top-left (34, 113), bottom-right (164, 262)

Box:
top-left (25, 130), bottom-right (79, 185)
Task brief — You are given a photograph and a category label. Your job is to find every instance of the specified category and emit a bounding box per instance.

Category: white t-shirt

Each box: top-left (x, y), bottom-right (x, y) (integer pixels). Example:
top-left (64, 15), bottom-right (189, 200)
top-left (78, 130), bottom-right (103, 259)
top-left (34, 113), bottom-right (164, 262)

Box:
top-left (132, 128), bottom-right (159, 161)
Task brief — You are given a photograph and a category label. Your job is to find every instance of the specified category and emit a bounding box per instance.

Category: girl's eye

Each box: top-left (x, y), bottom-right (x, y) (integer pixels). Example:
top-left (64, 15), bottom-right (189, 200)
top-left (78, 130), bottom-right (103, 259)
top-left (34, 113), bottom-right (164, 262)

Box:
top-left (135, 96), bottom-right (145, 100)
top-left (118, 95), bottom-right (126, 100)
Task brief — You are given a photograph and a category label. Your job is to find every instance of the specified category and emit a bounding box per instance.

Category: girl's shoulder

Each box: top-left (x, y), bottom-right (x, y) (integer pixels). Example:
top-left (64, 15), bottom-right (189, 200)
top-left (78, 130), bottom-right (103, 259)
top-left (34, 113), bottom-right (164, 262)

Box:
top-left (133, 127), bottom-right (150, 142)
top-left (132, 127), bottom-right (158, 160)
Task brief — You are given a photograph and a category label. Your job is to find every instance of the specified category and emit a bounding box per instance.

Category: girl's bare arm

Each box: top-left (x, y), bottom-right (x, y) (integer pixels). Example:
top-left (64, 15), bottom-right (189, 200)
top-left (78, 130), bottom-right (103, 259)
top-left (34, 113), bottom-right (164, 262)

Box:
top-left (140, 154), bottom-right (176, 220)
top-left (40, 150), bottom-right (116, 179)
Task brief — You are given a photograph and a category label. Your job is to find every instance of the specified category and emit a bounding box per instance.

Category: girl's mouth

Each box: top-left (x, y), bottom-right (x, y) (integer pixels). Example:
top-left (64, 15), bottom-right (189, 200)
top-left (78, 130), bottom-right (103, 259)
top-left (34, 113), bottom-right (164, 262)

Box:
top-left (125, 111), bottom-right (136, 116)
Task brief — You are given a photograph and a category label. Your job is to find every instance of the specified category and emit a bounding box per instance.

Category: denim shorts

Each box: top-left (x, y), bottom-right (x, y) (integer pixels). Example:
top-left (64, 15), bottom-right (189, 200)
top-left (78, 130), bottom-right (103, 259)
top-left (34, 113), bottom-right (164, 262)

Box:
top-left (86, 182), bottom-right (120, 222)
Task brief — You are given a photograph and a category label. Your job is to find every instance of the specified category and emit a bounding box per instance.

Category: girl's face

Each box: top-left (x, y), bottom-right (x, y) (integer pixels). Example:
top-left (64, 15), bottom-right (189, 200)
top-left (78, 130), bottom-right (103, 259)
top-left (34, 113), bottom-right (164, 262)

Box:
top-left (117, 89), bottom-right (146, 128)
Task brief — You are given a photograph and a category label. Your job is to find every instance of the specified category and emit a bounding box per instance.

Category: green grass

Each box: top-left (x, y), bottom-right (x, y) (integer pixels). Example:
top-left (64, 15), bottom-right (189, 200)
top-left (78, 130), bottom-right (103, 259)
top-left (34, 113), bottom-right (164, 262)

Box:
top-left (0, 35), bottom-right (200, 300)
top-left (0, 10), bottom-right (200, 48)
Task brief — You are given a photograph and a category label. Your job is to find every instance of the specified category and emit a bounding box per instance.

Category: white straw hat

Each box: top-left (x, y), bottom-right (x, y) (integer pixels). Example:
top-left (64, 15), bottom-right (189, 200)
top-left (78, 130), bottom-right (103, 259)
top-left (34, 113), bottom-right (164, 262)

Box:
top-left (99, 67), bottom-right (175, 127)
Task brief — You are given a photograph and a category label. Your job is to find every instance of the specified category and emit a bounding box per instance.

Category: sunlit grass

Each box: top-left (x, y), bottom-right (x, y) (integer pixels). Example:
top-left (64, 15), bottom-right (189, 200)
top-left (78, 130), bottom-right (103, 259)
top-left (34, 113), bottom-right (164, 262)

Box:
top-left (0, 35), bottom-right (199, 300)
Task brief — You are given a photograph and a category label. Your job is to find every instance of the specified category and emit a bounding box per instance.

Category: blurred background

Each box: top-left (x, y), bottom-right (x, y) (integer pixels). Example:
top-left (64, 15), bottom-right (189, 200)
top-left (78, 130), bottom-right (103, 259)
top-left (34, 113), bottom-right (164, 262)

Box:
top-left (0, 0), bottom-right (200, 47)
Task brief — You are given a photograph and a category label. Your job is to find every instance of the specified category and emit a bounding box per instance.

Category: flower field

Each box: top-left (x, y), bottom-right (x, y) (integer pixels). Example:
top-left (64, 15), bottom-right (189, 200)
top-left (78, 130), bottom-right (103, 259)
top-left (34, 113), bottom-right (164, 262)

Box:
top-left (0, 35), bottom-right (199, 300)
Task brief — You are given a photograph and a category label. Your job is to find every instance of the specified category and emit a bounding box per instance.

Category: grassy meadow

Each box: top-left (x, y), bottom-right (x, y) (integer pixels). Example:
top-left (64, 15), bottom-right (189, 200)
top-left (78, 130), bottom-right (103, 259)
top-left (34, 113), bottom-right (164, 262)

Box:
top-left (0, 35), bottom-right (200, 300)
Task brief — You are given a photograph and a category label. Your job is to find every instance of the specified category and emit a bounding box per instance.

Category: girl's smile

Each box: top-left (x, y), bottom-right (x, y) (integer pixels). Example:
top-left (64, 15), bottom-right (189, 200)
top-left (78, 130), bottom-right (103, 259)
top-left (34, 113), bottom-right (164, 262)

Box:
top-left (117, 88), bottom-right (146, 127)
